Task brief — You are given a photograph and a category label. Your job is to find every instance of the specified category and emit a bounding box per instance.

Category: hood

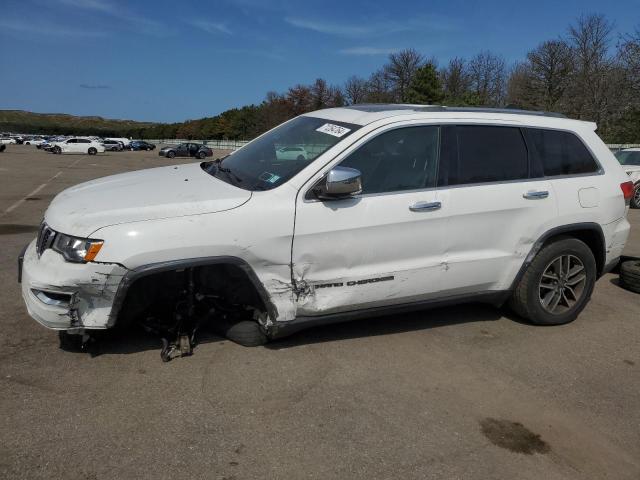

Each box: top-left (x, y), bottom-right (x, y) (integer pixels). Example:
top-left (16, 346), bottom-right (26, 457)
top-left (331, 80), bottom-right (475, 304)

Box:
top-left (45, 163), bottom-right (252, 237)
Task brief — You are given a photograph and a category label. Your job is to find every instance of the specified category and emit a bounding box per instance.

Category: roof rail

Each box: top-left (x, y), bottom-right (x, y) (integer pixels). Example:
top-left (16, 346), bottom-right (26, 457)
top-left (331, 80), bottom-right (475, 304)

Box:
top-left (343, 104), bottom-right (567, 118)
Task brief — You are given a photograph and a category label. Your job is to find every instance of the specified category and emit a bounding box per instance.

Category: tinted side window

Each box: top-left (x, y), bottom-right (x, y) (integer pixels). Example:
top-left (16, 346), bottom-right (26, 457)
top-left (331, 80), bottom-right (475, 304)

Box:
top-left (524, 128), bottom-right (599, 176)
top-left (340, 126), bottom-right (439, 194)
top-left (448, 126), bottom-right (528, 186)
top-left (78, 139), bottom-right (91, 143)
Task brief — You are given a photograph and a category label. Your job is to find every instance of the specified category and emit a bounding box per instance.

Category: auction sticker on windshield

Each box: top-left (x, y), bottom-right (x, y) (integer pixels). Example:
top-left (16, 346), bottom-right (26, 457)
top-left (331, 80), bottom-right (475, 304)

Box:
top-left (316, 123), bottom-right (351, 137)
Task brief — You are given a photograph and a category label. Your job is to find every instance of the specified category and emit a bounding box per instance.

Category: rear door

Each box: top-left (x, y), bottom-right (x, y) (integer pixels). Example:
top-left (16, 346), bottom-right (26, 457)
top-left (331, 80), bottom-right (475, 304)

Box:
top-left (291, 124), bottom-right (447, 316)
top-left (176, 144), bottom-right (189, 157)
top-left (437, 124), bottom-right (558, 294)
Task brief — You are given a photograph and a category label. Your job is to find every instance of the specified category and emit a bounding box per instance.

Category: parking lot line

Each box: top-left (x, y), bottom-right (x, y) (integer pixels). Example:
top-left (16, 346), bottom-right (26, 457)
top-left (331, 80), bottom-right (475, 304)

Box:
top-left (2, 171), bottom-right (62, 216)
top-left (1, 155), bottom-right (84, 217)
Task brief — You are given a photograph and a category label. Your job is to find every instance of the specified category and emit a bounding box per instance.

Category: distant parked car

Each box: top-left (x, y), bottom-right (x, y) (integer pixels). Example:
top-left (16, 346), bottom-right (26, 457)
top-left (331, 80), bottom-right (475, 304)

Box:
top-left (101, 139), bottom-right (124, 151)
top-left (276, 146), bottom-right (308, 161)
top-left (130, 140), bottom-right (156, 151)
top-left (159, 143), bottom-right (212, 159)
top-left (51, 137), bottom-right (105, 155)
top-left (615, 148), bottom-right (640, 208)
top-left (24, 136), bottom-right (46, 146)
top-left (0, 137), bottom-right (17, 145)
top-left (105, 137), bottom-right (131, 148)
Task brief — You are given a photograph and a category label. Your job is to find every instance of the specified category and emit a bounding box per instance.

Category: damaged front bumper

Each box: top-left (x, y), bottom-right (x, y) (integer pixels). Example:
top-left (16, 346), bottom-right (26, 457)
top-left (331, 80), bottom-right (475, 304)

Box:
top-left (19, 240), bottom-right (127, 331)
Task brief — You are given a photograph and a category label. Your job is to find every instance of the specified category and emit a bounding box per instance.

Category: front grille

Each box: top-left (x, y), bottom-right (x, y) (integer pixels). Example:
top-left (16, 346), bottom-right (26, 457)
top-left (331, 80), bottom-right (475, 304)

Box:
top-left (36, 223), bottom-right (56, 258)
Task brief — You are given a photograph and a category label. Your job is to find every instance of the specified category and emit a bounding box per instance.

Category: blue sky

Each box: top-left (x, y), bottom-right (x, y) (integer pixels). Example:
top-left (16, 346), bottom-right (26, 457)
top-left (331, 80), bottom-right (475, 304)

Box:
top-left (1, 0), bottom-right (638, 122)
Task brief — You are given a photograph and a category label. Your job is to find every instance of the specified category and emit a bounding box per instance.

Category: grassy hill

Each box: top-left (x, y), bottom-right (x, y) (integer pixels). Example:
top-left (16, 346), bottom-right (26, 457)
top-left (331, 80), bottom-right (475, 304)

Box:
top-left (0, 110), bottom-right (161, 137)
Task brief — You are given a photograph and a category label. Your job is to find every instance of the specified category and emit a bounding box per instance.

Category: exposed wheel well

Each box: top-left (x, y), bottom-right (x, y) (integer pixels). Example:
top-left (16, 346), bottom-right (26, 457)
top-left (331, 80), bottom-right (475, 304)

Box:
top-left (114, 262), bottom-right (270, 330)
top-left (540, 228), bottom-right (605, 276)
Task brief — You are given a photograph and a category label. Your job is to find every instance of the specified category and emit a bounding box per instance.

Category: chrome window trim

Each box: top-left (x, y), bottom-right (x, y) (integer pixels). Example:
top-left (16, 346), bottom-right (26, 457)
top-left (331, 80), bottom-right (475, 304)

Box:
top-left (302, 120), bottom-right (605, 203)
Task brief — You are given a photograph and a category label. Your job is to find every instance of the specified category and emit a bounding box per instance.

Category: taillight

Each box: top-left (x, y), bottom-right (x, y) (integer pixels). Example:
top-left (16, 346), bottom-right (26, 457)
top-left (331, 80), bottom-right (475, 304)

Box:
top-left (621, 181), bottom-right (634, 205)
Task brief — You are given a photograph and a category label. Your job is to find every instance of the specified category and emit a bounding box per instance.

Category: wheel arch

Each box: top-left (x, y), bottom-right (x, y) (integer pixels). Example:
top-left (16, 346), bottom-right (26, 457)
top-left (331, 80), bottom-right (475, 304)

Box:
top-left (107, 256), bottom-right (278, 328)
top-left (510, 222), bottom-right (606, 290)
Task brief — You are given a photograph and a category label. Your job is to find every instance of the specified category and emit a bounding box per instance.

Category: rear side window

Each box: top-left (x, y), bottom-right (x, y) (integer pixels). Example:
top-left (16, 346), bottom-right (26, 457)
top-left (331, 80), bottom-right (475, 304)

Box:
top-left (445, 126), bottom-right (528, 186)
top-left (524, 128), bottom-right (599, 177)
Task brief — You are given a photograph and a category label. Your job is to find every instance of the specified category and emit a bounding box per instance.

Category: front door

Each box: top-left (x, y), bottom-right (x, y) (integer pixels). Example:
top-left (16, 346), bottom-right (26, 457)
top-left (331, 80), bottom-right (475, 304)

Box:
top-left (291, 125), bottom-right (447, 317)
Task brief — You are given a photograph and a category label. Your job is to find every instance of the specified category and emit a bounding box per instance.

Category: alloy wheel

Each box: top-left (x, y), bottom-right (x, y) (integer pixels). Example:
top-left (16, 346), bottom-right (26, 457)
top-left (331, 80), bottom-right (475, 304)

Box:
top-left (538, 254), bottom-right (587, 314)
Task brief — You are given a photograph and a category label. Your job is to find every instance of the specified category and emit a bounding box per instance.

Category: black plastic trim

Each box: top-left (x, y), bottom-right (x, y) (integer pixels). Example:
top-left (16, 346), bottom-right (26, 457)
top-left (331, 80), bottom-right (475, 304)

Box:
top-left (17, 243), bottom-right (28, 284)
top-left (107, 256), bottom-right (277, 328)
top-left (508, 222), bottom-right (606, 292)
top-left (270, 291), bottom-right (509, 339)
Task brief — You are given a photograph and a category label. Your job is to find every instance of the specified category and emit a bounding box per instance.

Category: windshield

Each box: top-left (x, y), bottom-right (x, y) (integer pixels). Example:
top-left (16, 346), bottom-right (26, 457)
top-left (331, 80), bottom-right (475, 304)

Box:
top-left (615, 150), bottom-right (640, 166)
top-left (201, 116), bottom-right (360, 191)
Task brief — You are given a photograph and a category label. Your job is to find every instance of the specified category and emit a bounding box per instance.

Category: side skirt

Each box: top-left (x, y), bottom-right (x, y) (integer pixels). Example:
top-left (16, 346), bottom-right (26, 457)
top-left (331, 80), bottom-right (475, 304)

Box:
top-left (269, 290), bottom-right (511, 339)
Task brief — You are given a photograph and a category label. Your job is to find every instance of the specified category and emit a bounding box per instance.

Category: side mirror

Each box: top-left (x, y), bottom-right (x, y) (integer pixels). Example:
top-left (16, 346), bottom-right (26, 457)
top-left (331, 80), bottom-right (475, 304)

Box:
top-left (315, 166), bottom-right (362, 200)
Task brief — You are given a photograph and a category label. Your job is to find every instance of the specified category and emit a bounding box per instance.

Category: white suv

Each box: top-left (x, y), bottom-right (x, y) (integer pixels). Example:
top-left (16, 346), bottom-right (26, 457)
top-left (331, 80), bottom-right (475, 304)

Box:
top-left (18, 105), bottom-right (633, 352)
top-left (51, 137), bottom-right (105, 155)
top-left (615, 148), bottom-right (640, 208)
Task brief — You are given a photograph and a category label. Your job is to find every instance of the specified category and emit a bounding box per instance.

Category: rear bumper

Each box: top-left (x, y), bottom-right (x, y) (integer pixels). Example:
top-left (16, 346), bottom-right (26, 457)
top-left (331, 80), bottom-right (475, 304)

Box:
top-left (603, 217), bottom-right (631, 272)
top-left (19, 240), bottom-right (127, 331)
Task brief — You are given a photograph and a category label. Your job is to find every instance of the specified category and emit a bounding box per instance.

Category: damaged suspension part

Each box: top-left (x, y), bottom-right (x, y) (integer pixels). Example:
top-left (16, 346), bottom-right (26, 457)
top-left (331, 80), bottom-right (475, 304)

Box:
top-left (157, 267), bottom-right (199, 362)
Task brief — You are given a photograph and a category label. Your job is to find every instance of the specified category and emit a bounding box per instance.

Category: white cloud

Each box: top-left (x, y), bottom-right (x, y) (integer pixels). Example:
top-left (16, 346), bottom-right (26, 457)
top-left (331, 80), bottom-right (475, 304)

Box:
top-left (56, 0), bottom-right (167, 36)
top-left (285, 16), bottom-right (457, 38)
top-left (190, 20), bottom-right (232, 35)
top-left (285, 17), bottom-right (374, 37)
top-left (339, 47), bottom-right (399, 56)
top-left (0, 18), bottom-right (107, 37)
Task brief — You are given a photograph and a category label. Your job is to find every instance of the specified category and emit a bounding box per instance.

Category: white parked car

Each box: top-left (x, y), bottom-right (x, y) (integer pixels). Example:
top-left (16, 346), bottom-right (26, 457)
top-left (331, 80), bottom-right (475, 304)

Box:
top-left (276, 146), bottom-right (308, 161)
top-left (18, 105), bottom-right (633, 354)
top-left (615, 148), bottom-right (640, 208)
top-left (105, 137), bottom-right (131, 148)
top-left (24, 136), bottom-right (46, 146)
top-left (0, 136), bottom-right (17, 144)
top-left (51, 137), bottom-right (105, 155)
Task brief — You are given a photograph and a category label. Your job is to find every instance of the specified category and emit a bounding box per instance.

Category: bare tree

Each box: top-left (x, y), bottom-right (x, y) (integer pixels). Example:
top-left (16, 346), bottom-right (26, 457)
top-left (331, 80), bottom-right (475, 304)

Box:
top-left (287, 84), bottom-right (313, 115)
top-left (618, 27), bottom-right (640, 95)
top-left (384, 48), bottom-right (424, 102)
top-left (506, 62), bottom-right (534, 108)
top-left (566, 13), bottom-right (616, 123)
top-left (365, 69), bottom-right (395, 103)
top-left (344, 76), bottom-right (369, 105)
top-left (507, 40), bottom-right (574, 111)
top-left (468, 51), bottom-right (507, 106)
top-left (441, 57), bottom-right (471, 103)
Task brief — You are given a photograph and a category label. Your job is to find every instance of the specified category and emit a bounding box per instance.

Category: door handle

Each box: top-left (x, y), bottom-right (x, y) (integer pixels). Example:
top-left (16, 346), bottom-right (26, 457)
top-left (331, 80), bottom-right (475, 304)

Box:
top-left (409, 201), bottom-right (441, 212)
top-left (523, 190), bottom-right (549, 200)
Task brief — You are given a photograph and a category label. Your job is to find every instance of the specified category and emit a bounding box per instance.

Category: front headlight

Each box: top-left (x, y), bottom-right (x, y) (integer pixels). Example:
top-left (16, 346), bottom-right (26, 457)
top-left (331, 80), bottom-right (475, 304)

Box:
top-left (52, 234), bottom-right (104, 263)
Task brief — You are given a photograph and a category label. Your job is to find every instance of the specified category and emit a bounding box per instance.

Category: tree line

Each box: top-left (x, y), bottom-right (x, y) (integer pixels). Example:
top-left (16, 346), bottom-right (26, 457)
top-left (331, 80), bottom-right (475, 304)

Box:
top-left (5, 14), bottom-right (638, 142)
top-left (146, 14), bottom-right (638, 143)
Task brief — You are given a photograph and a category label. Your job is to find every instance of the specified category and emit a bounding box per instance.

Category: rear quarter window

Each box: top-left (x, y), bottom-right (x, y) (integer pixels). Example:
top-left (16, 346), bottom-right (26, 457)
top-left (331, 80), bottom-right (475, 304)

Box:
top-left (524, 128), bottom-right (599, 177)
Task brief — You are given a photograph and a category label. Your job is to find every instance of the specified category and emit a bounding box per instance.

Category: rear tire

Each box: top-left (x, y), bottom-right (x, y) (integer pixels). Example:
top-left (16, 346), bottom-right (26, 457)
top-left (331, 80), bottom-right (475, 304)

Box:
top-left (631, 183), bottom-right (640, 209)
top-left (224, 321), bottom-right (268, 347)
top-left (88, 147), bottom-right (97, 155)
top-left (620, 260), bottom-right (640, 293)
top-left (509, 237), bottom-right (596, 325)
top-left (53, 146), bottom-right (61, 154)
top-left (58, 331), bottom-right (83, 351)
top-left (197, 151), bottom-right (206, 159)
top-left (167, 151), bottom-right (176, 159)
